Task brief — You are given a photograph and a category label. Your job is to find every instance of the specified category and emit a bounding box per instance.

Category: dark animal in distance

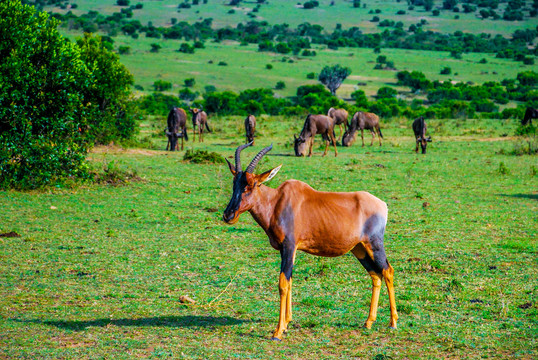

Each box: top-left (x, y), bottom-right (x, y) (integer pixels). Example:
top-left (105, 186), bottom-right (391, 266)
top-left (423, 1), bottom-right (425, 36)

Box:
top-left (294, 114), bottom-right (338, 157)
top-left (412, 116), bottom-right (432, 154)
top-left (342, 112), bottom-right (383, 147)
top-left (166, 107), bottom-right (188, 151)
top-left (327, 107), bottom-right (349, 139)
top-left (245, 114), bottom-right (256, 144)
top-left (190, 107), bottom-right (211, 142)
top-left (522, 107), bottom-right (537, 126)
top-left (222, 143), bottom-right (398, 341)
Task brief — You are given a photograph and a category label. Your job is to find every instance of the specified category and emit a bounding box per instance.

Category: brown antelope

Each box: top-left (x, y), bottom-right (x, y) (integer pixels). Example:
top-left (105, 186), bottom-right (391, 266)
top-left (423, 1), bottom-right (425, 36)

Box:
top-left (166, 107), bottom-right (188, 151)
top-left (245, 114), bottom-right (256, 144)
top-left (293, 114), bottom-right (338, 157)
top-left (412, 116), bottom-right (432, 154)
top-left (190, 107), bottom-right (211, 142)
top-left (327, 107), bottom-right (349, 139)
top-left (342, 111), bottom-right (383, 147)
top-left (222, 143), bottom-right (398, 341)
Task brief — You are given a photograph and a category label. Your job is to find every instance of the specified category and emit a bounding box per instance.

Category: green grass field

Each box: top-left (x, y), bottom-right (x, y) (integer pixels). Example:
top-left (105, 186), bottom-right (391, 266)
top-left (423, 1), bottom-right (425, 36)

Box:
top-left (48, 0), bottom-right (536, 36)
top-left (1, 116), bottom-right (536, 358)
top-left (95, 34), bottom-right (529, 99)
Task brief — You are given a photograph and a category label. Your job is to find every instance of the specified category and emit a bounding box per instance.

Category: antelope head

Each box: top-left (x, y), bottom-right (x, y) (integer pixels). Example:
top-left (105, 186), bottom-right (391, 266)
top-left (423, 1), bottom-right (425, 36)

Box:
top-left (222, 143), bottom-right (281, 224)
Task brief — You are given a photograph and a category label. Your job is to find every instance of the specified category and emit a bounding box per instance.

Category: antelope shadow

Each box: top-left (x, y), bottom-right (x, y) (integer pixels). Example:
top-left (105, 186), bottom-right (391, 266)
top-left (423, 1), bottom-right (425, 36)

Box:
top-left (499, 193), bottom-right (538, 201)
top-left (14, 315), bottom-right (249, 331)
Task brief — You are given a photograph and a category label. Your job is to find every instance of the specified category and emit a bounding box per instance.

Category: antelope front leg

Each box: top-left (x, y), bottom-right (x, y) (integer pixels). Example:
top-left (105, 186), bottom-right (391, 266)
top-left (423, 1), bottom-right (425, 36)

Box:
top-left (361, 129), bottom-right (365, 147)
top-left (382, 264), bottom-right (398, 328)
top-left (272, 242), bottom-right (296, 341)
top-left (370, 130), bottom-right (375, 146)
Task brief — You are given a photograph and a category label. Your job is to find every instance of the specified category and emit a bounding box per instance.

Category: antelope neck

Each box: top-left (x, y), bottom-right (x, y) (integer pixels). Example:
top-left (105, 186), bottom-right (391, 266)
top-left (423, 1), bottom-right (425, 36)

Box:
top-left (248, 184), bottom-right (279, 232)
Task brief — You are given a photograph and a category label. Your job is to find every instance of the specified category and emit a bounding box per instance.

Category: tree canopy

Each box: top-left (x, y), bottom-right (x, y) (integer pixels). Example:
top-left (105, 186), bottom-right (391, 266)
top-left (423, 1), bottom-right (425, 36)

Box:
top-left (318, 65), bottom-right (351, 95)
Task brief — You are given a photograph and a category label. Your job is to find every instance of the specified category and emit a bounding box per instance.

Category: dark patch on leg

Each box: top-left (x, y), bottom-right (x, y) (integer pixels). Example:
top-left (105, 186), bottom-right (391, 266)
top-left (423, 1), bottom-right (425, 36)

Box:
top-left (362, 214), bottom-right (389, 272)
top-left (279, 205), bottom-right (295, 280)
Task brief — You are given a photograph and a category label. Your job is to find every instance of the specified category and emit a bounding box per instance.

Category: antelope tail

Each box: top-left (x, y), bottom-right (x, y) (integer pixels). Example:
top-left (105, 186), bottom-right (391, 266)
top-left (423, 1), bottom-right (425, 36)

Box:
top-left (378, 127), bottom-right (383, 138)
top-left (183, 127), bottom-right (189, 141)
top-left (205, 122), bottom-right (211, 133)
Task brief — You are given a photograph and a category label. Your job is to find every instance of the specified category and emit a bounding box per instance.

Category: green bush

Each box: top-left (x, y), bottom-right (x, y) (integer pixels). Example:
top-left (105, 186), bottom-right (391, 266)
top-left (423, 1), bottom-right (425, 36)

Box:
top-left (0, 1), bottom-right (91, 189)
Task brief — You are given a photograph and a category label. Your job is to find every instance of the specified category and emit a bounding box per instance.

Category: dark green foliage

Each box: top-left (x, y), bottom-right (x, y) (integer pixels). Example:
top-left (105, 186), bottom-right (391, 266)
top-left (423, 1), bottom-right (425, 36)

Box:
top-left (396, 71), bottom-right (431, 92)
top-left (136, 93), bottom-right (179, 115)
top-left (92, 160), bottom-right (140, 186)
top-left (179, 43), bottom-right (195, 53)
top-left (117, 0), bottom-right (130, 6)
top-left (306, 72), bottom-right (316, 79)
top-left (377, 87), bottom-right (397, 99)
top-left (153, 80), bottom-right (172, 91)
top-left (118, 45), bottom-right (130, 54)
top-left (266, 64), bottom-right (273, 70)
top-left (183, 149), bottom-right (224, 164)
top-left (76, 33), bottom-right (135, 144)
top-left (275, 81), bottom-right (286, 90)
top-left (440, 66), bottom-right (452, 75)
top-left (303, 1), bottom-right (319, 9)
top-left (351, 90), bottom-right (369, 108)
top-left (0, 3), bottom-right (133, 189)
top-left (179, 88), bottom-right (198, 101)
top-left (184, 78), bottom-right (196, 87)
top-left (318, 65), bottom-right (351, 95)
top-left (150, 43), bottom-right (161, 52)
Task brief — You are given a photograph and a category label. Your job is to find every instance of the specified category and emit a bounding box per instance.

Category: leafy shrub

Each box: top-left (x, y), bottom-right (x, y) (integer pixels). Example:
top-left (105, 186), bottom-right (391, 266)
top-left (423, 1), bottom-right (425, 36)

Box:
top-left (275, 81), bottom-right (286, 90)
top-left (266, 64), bottom-right (273, 69)
top-left (184, 78), bottom-right (196, 87)
top-left (153, 80), bottom-right (172, 91)
top-left (183, 149), bottom-right (224, 164)
top-left (440, 66), bottom-right (452, 75)
top-left (0, 3), bottom-right (131, 189)
top-left (306, 72), bottom-right (316, 79)
top-left (179, 43), bottom-right (195, 53)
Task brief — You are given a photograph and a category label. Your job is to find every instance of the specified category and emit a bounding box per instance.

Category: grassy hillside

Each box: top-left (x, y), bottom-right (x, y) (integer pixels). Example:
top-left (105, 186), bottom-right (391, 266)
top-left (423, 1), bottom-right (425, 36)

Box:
top-left (1, 116), bottom-right (536, 358)
top-left (47, 0), bottom-right (537, 35)
top-left (114, 36), bottom-right (527, 99)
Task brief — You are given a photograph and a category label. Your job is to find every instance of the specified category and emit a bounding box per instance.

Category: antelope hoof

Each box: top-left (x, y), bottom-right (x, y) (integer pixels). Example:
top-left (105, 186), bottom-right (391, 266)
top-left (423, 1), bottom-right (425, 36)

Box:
top-left (364, 321), bottom-right (374, 329)
top-left (389, 326), bottom-right (397, 330)
top-left (271, 337), bottom-right (282, 342)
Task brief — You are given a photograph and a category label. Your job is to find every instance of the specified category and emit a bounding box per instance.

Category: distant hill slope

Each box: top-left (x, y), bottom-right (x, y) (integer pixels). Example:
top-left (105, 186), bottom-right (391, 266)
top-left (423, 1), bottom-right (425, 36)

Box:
top-left (40, 0), bottom-right (537, 36)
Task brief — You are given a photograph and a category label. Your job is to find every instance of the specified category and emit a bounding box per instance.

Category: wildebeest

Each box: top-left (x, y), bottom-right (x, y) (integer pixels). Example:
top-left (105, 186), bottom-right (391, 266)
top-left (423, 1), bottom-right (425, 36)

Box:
top-left (327, 107), bottom-right (349, 139)
top-left (245, 114), bottom-right (256, 144)
top-left (522, 107), bottom-right (537, 126)
top-left (412, 116), bottom-right (432, 154)
top-left (342, 112), bottom-right (383, 147)
top-left (190, 107), bottom-right (211, 142)
top-left (294, 114), bottom-right (338, 157)
top-left (166, 107), bottom-right (188, 151)
top-left (222, 143), bottom-right (398, 340)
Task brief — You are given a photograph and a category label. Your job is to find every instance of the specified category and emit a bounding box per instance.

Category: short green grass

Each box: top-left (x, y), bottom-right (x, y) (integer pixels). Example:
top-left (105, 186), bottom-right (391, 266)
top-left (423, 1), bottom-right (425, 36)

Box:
top-left (89, 34), bottom-right (529, 99)
top-left (1, 116), bottom-right (536, 359)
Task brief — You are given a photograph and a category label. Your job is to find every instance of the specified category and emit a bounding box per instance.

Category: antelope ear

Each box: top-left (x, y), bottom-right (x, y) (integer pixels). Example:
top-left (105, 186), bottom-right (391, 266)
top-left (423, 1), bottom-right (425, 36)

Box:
top-left (257, 164), bottom-right (282, 184)
top-left (225, 158), bottom-right (237, 175)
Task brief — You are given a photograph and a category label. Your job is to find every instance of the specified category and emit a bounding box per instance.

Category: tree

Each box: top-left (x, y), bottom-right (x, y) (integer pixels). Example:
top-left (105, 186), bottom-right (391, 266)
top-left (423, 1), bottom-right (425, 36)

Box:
top-left (0, 0), bottom-right (91, 189)
top-left (318, 65), bottom-right (352, 95)
top-left (76, 33), bottom-right (135, 143)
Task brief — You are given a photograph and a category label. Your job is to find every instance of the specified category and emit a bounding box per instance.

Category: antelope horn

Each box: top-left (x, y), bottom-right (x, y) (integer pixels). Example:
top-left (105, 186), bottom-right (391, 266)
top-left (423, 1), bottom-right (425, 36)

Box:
top-left (246, 144), bottom-right (273, 174)
top-left (235, 142), bottom-right (253, 171)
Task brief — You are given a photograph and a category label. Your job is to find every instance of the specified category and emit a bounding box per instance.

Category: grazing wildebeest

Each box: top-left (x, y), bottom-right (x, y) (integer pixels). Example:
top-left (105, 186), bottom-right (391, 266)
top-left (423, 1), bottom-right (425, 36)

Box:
top-left (412, 116), bottom-right (432, 154)
top-left (245, 114), bottom-right (256, 144)
top-left (327, 107), bottom-right (349, 139)
top-left (222, 143), bottom-right (397, 341)
top-left (294, 114), bottom-right (338, 157)
top-left (522, 107), bottom-right (537, 126)
top-left (342, 112), bottom-right (383, 147)
top-left (190, 107), bottom-right (211, 142)
top-left (166, 107), bottom-right (188, 151)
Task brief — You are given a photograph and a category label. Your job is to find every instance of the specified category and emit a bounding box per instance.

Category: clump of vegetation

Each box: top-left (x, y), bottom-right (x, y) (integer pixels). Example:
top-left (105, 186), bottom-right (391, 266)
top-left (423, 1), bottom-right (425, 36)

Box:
top-left (497, 162), bottom-right (510, 175)
top-left (92, 160), bottom-right (142, 186)
top-left (183, 149), bottom-right (224, 164)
